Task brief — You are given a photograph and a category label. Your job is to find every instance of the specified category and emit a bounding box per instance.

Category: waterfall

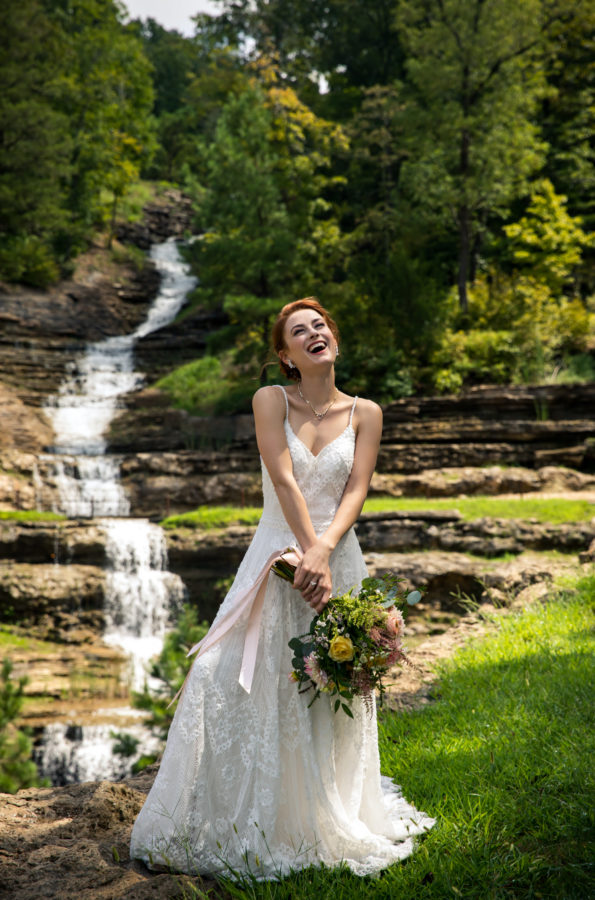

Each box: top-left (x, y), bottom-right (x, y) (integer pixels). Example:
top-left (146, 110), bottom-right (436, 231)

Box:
top-left (34, 715), bottom-right (163, 787)
top-left (102, 518), bottom-right (186, 690)
top-left (36, 239), bottom-right (195, 785)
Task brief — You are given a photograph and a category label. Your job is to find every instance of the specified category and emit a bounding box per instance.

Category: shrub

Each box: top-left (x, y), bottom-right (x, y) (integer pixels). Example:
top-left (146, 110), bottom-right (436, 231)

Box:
top-left (0, 659), bottom-right (44, 793)
top-left (0, 234), bottom-right (60, 287)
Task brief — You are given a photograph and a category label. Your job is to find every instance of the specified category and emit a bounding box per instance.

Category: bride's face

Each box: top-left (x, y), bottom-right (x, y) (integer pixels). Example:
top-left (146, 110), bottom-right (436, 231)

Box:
top-left (281, 309), bottom-right (337, 371)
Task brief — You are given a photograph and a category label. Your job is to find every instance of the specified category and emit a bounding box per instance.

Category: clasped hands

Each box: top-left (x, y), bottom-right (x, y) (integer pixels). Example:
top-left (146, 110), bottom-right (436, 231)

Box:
top-left (292, 540), bottom-right (332, 614)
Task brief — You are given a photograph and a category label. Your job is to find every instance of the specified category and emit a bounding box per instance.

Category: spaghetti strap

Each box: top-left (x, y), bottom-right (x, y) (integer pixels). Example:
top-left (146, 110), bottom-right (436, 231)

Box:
top-left (349, 395), bottom-right (358, 427)
top-left (275, 384), bottom-right (289, 419)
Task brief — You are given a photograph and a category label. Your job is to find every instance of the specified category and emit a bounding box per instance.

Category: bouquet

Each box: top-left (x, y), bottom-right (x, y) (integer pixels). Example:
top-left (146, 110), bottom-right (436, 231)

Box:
top-left (272, 552), bottom-right (421, 717)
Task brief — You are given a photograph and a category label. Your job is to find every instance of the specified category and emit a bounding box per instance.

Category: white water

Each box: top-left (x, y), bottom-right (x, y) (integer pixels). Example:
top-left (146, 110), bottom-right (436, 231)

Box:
top-left (34, 713), bottom-right (162, 786)
top-left (37, 239), bottom-right (196, 784)
top-left (102, 518), bottom-right (186, 690)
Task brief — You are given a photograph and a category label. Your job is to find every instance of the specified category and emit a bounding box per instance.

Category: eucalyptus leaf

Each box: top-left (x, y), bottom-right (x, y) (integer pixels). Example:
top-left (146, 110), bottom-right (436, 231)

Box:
top-left (406, 590), bottom-right (422, 605)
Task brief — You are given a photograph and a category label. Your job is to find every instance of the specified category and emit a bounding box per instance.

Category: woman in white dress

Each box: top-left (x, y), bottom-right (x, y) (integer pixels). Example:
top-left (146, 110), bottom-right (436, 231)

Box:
top-left (130, 298), bottom-right (434, 879)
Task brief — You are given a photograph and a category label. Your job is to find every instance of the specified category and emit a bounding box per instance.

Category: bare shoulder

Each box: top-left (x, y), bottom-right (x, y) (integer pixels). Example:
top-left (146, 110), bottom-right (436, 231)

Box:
top-left (252, 385), bottom-right (286, 416)
top-left (353, 396), bottom-right (383, 427)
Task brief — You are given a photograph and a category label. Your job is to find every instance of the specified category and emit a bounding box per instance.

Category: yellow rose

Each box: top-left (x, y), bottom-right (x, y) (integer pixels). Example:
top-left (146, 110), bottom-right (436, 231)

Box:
top-left (329, 635), bottom-right (355, 663)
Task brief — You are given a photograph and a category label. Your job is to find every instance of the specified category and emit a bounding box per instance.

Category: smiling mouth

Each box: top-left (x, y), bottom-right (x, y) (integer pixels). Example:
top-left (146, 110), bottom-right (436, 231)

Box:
top-left (308, 341), bottom-right (327, 354)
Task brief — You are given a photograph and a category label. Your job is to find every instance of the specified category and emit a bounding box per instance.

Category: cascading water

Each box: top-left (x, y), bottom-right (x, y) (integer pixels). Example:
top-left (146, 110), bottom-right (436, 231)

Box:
top-left (36, 239), bottom-right (195, 785)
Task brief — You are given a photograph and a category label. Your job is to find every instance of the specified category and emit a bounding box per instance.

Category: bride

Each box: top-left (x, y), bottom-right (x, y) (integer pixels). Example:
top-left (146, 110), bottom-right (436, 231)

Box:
top-left (130, 297), bottom-right (434, 879)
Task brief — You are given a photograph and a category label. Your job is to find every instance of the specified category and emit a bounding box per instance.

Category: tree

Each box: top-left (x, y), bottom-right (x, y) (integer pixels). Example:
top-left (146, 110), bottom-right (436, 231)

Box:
top-left (186, 69), bottom-right (347, 377)
top-left (395, 0), bottom-right (569, 313)
top-left (45, 0), bottom-right (155, 245)
top-left (207, 0), bottom-right (406, 117)
top-left (0, 659), bottom-right (43, 793)
top-left (540, 1), bottom-right (595, 231)
top-left (0, 0), bottom-right (71, 284)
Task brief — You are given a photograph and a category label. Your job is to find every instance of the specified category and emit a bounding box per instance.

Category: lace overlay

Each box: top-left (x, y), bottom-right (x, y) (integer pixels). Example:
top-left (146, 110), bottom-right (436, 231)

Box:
top-left (130, 390), bottom-right (435, 878)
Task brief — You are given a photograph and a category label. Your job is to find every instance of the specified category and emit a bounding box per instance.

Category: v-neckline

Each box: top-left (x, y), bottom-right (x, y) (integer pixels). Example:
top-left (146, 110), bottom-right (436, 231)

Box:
top-left (286, 419), bottom-right (354, 460)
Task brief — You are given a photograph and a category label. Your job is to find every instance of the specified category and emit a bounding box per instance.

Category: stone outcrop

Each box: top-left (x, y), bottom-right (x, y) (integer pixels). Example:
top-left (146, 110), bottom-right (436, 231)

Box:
top-left (5, 449), bottom-right (593, 519)
top-left (107, 384), bottom-right (595, 493)
top-left (115, 188), bottom-right (194, 249)
top-left (0, 246), bottom-right (160, 407)
top-left (0, 521), bottom-right (109, 640)
top-left (377, 383), bottom-right (595, 473)
top-left (2, 514), bottom-right (592, 631)
top-left (0, 450), bottom-right (52, 512)
top-left (104, 452), bottom-right (595, 519)
top-left (0, 770), bottom-right (207, 900)
top-left (9, 638), bottom-right (127, 704)
top-left (162, 512), bottom-right (593, 618)
top-left (370, 464), bottom-right (595, 498)
top-left (0, 521), bottom-right (107, 566)
top-left (0, 390), bottom-right (54, 457)
top-left (0, 562), bottom-right (105, 640)
top-left (356, 510), bottom-right (595, 557)
top-left (365, 549), bottom-right (584, 609)
top-left (132, 310), bottom-right (228, 383)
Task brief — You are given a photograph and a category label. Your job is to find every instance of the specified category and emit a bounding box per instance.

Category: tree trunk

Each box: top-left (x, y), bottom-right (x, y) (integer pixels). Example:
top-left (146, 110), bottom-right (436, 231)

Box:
top-left (108, 193), bottom-right (118, 250)
top-left (457, 204), bottom-right (470, 315)
top-left (457, 123), bottom-right (471, 314)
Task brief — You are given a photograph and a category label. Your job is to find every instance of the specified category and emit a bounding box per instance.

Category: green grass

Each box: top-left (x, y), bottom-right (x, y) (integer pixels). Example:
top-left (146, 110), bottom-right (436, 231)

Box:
top-left (161, 505), bottom-right (263, 530)
top-left (0, 627), bottom-right (60, 654)
top-left (160, 496), bottom-right (593, 531)
top-left (0, 510), bottom-right (65, 522)
top-left (193, 572), bottom-right (593, 899)
top-left (362, 495), bottom-right (594, 524)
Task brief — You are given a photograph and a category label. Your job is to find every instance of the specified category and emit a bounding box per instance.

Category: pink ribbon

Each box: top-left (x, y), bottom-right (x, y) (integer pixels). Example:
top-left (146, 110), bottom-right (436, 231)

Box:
top-left (168, 547), bottom-right (302, 707)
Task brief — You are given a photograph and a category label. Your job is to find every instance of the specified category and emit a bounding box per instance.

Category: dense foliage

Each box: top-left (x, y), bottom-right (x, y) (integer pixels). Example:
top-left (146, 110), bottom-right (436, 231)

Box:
top-left (1, 0), bottom-right (594, 396)
top-left (0, 0), bottom-right (154, 284)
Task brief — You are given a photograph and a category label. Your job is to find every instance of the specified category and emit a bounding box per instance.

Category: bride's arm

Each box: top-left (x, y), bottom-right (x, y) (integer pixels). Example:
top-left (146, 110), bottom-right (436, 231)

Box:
top-left (252, 387), bottom-right (332, 609)
top-left (319, 399), bottom-right (383, 553)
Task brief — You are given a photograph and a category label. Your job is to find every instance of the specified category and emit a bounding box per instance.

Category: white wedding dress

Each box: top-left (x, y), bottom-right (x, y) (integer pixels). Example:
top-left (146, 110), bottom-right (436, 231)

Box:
top-left (130, 388), bottom-right (434, 878)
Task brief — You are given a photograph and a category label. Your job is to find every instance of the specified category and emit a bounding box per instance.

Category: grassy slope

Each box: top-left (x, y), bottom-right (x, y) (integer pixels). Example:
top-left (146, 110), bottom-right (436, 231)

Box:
top-left (160, 496), bottom-right (594, 530)
top-left (0, 510), bottom-right (65, 522)
top-left (208, 574), bottom-right (594, 899)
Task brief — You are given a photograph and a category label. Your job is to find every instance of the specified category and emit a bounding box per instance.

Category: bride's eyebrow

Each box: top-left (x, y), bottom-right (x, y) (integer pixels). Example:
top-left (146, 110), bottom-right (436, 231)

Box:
top-left (291, 318), bottom-right (324, 334)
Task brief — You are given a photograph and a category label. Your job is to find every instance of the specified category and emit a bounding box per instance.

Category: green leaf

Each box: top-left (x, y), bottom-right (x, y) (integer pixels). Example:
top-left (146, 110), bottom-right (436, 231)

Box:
top-left (341, 703), bottom-right (354, 718)
top-left (406, 590), bottom-right (422, 605)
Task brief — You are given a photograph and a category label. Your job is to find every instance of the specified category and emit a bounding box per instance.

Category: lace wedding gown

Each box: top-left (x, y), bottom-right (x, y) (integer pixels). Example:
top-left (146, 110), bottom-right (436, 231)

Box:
top-left (130, 388), bottom-right (435, 878)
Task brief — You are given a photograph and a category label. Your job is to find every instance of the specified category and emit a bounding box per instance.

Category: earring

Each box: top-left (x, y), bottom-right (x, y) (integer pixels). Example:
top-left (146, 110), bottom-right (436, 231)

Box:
top-left (335, 347), bottom-right (340, 357)
top-left (287, 360), bottom-right (295, 369)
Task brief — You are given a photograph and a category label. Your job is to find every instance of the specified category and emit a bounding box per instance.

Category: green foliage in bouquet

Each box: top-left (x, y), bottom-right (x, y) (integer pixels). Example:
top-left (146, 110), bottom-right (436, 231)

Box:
top-left (273, 563), bottom-right (421, 718)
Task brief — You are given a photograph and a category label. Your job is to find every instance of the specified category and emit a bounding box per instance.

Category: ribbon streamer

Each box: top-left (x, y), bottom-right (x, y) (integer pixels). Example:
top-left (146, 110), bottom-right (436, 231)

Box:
top-left (168, 547), bottom-right (302, 708)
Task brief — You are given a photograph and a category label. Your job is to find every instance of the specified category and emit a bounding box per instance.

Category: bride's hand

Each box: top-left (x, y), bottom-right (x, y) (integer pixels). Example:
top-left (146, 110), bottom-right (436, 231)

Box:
top-left (293, 541), bottom-right (332, 614)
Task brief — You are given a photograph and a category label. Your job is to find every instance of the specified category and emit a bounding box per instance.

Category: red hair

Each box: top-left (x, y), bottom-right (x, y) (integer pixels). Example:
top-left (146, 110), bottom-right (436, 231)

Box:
top-left (272, 297), bottom-right (339, 381)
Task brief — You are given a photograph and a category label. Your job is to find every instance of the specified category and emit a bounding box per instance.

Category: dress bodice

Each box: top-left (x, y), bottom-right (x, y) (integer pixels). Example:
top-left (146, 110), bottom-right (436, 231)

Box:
top-left (260, 387), bottom-right (357, 534)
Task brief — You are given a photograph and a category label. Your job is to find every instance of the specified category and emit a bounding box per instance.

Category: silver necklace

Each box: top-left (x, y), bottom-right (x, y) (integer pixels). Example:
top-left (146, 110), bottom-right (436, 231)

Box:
top-left (297, 382), bottom-right (338, 420)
